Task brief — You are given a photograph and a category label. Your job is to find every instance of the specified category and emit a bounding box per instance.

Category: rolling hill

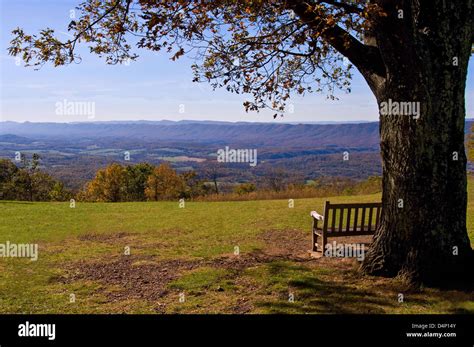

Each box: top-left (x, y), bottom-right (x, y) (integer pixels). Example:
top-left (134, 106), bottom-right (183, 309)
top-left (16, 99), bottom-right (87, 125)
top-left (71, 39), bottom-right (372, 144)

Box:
top-left (0, 120), bottom-right (381, 148)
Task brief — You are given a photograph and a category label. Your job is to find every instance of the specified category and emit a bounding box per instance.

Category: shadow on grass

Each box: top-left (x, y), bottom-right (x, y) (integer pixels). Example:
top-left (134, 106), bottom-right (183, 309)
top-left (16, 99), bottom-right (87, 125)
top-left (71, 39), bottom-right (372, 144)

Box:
top-left (253, 261), bottom-right (473, 314)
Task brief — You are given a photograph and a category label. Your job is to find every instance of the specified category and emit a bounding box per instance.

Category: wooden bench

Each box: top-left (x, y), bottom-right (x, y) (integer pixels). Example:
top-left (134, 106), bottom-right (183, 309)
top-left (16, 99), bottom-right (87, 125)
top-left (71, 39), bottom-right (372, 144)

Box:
top-left (310, 201), bottom-right (382, 255)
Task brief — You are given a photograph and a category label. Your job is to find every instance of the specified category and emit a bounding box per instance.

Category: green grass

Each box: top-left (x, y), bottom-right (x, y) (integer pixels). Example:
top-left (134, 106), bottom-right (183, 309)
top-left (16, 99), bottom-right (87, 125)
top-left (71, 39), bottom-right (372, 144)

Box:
top-left (0, 183), bottom-right (473, 314)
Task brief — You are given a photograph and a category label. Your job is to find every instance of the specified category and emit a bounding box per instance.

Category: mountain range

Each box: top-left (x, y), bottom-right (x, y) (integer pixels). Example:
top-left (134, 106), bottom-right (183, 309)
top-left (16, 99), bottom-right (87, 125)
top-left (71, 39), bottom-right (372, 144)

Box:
top-left (0, 120), bottom-right (382, 148)
top-left (1, 120), bottom-right (472, 189)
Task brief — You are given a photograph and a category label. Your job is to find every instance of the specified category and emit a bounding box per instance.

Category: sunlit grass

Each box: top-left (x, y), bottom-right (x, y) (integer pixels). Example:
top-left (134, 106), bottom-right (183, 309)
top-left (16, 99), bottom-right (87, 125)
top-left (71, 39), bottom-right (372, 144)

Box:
top-left (0, 179), bottom-right (472, 314)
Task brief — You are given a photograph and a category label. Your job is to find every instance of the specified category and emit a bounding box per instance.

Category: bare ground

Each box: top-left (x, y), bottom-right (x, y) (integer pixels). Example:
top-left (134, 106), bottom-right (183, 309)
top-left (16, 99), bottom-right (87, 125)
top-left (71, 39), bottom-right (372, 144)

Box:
top-left (57, 229), bottom-right (315, 305)
top-left (55, 229), bottom-right (473, 313)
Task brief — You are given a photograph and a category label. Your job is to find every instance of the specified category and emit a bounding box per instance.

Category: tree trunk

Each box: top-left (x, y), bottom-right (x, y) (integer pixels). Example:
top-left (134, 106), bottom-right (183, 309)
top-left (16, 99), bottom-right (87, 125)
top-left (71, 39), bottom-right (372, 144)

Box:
top-left (213, 177), bottom-right (219, 194)
top-left (361, 0), bottom-right (473, 285)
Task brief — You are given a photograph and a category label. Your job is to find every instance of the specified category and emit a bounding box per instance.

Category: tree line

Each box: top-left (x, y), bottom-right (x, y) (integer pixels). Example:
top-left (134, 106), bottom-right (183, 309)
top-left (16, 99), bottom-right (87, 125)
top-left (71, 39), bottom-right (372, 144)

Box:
top-left (0, 155), bottom-right (71, 201)
top-left (0, 155), bottom-right (382, 202)
top-left (0, 156), bottom-right (214, 202)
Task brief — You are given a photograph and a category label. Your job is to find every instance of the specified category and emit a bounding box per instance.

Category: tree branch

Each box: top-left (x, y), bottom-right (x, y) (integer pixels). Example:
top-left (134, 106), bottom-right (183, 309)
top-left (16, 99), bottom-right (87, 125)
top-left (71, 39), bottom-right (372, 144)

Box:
top-left (315, 0), bottom-right (364, 14)
top-left (289, 1), bottom-right (386, 88)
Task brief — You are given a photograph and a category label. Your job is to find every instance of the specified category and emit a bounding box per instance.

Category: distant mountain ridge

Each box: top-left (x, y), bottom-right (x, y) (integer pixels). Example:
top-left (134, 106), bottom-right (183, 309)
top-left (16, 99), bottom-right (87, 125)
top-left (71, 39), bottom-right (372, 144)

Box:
top-left (1, 119), bottom-right (472, 149)
top-left (3, 120), bottom-right (472, 189)
top-left (0, 121), bottom-right (381, 148)
top-left (0, 134), bottom-right (35, 144)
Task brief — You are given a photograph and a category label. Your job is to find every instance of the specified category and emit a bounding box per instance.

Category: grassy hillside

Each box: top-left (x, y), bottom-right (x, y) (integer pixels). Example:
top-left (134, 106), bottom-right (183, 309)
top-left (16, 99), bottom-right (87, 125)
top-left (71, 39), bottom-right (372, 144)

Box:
top-left (0, 182), bottom-right (473, 314)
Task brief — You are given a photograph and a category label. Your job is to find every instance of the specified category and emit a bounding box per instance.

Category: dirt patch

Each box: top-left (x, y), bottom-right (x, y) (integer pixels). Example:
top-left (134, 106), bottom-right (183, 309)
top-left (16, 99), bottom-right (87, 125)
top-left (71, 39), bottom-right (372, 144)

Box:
top-left (60, 228), bottom-right (366, 310)
top-left (231, 297), bottom-right (254, 314)
top-left (258, 229), bottom-right (372, 258)
top-left (77, 232), bottom-right (133, 243)
top-left (259, 229), bottom-right (312, 259)
top-left (207, 251), bottom-right (311, 271)
top-left (58, 253), bottom-right (292, 313)
top-left (61, 256), bottom-right (203, 304)
top-left (59, 251), bottom-right (311, 307)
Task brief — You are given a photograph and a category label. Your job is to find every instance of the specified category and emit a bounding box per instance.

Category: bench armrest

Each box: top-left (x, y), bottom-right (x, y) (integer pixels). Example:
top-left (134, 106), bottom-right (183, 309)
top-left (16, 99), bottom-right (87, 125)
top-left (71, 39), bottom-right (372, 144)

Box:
top-left (310, 211), bottom-right (324, 221)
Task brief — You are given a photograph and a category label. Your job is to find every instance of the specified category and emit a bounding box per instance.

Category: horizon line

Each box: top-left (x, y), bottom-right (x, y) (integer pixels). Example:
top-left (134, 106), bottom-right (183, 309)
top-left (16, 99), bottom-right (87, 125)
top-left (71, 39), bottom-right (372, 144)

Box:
top-left (1, 119), bottom-right (380, 125)
top-left (1, 118), bottom-right (474, 125)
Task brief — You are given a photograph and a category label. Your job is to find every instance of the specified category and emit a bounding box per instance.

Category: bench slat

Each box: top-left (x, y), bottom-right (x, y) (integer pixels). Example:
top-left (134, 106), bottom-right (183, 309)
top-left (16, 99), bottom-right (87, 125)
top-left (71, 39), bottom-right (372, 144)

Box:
top-left (368, 207), bottom-right (374, 232)
top-left (338, 207), bottom-right (344, 232)
top-left (346, 207), bottom-right (352, 232)
top-left (331, 208), bottom-right (336, 231)
top-left (353, 207), bottom-right (359, 233)
top-left (325, 202), bottom-right (382, 209)
top-left (360, 207), bottom-right (366, 232)
top-left (326, 229), bottom-right (377, 237)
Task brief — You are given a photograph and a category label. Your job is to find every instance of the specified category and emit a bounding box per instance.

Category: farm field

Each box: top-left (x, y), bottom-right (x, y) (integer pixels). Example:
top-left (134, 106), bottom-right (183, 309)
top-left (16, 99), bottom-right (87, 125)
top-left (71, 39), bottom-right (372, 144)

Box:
top-left (1, 184), bottom-right (473, 314)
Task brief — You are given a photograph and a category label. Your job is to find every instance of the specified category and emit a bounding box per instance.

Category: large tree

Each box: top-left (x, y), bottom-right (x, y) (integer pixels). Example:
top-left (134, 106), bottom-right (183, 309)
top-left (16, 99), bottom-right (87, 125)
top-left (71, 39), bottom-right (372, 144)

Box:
top-left (8, 0), bottom-right (473, 284)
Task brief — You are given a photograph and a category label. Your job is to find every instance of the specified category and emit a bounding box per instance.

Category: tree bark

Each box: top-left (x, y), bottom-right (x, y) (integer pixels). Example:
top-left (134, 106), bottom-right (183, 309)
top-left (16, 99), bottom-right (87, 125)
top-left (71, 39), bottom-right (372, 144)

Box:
top-left (360, 0), bottom-right (474, 285)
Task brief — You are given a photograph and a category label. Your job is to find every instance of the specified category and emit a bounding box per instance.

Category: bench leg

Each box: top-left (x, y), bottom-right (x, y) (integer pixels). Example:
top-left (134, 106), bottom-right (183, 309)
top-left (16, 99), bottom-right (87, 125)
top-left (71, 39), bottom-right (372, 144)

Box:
top-left (312, 230), bottom-right (318, 252)
top-left (321, 232), bottom-right (327, 256)
top-left (311, 221), bottom-right (318, 252)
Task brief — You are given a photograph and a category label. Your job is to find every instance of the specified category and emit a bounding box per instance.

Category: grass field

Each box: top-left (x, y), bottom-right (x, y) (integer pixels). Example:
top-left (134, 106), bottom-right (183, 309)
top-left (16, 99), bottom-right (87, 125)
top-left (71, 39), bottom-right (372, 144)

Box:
top-left (1, 183), bottom-right (473, 314)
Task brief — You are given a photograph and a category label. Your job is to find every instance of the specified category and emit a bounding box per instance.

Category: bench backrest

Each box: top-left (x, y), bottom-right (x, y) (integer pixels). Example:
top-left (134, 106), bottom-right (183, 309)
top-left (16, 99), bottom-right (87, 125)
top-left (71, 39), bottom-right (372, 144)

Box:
top-left (322, 201), bottom-right (382, 236)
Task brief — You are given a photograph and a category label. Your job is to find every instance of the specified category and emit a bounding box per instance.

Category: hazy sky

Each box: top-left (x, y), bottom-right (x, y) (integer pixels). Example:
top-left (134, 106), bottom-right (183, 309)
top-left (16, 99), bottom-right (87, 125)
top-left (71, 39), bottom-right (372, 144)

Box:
top-left (1, 0), bottom-right (473, 123)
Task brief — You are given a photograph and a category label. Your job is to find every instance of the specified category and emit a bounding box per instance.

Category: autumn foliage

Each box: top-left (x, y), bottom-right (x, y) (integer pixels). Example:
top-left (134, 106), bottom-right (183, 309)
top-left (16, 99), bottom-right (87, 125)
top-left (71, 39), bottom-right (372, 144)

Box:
top-left (81, 162), bottom-right (208, 202)
top-left (144, 163), bottom-right (185, 201)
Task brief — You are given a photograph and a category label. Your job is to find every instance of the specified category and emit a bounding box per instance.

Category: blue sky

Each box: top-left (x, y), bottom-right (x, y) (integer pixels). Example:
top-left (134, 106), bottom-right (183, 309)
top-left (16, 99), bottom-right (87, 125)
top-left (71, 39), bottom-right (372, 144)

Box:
top-left (1, 0), bottom-right (473, 123)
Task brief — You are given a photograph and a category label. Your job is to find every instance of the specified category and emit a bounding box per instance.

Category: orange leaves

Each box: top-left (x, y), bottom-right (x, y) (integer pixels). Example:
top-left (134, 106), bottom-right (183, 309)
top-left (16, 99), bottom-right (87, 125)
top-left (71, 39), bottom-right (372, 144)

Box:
top-left (326, 15), bottom-right (336, 27)
top-left (85, 163), bottom-right (125, 202)
top-left (145, 163), bottom-right (185, 201)
top-left (171, 47), bottom-right (184, 61)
